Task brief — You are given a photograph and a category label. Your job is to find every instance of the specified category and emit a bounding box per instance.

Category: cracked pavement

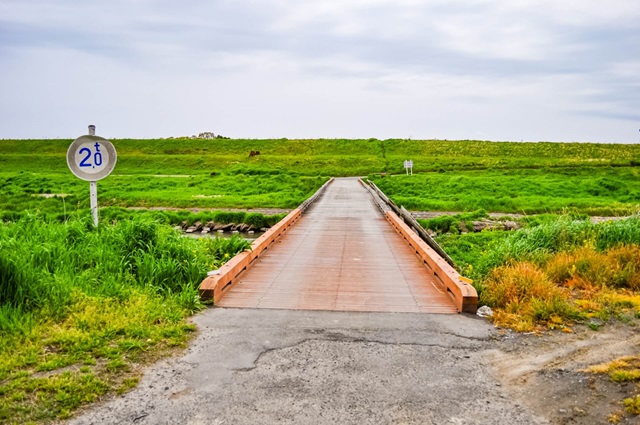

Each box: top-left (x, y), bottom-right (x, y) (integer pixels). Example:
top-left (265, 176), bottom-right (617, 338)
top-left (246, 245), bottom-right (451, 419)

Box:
top-left (69, 308), bottom-right (549, 425)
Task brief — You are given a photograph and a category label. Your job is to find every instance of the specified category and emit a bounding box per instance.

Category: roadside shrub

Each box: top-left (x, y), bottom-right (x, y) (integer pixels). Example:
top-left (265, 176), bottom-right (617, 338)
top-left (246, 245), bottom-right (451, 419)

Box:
top-left (482, 262), bottom-right (567, 309)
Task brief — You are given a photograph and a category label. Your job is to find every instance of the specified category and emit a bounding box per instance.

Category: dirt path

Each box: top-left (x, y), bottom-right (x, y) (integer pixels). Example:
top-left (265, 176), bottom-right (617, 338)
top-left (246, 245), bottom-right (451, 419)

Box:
top-left (490, 324), bottom-right (640, 424)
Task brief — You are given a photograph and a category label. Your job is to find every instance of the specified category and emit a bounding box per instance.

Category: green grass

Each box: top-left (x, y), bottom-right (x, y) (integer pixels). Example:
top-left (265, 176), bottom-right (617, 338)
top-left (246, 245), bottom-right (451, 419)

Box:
top-left (371, 167), bottom-right (640, 215)
top-left (3, 138), bottom-right (640, 217)
top-left (0, 172), bottom-right (326, 219)
top-left (0, 215), bottom-right (249, 423)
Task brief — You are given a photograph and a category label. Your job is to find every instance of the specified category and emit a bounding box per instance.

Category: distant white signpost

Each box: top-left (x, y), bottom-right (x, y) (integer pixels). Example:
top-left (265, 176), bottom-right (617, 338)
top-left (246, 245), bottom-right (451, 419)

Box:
top-left (67, 125), bottom-right (117, 227)
top-left (403, 160), bottom-right (413, 175)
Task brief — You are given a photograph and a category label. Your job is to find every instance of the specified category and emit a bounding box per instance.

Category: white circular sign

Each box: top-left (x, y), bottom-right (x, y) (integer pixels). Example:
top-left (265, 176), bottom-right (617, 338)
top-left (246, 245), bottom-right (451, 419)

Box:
top-left (67, 135), bottom-right (117, 181)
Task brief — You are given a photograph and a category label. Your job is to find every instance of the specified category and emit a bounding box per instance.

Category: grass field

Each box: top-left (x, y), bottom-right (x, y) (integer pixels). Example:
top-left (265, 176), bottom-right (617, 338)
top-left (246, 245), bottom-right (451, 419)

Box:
top-left (371, 167), bottom-right (640, 215)
top-left (0, 172), bottom-right (323, 221)
top-left (3, 138), bottom-right (640, 218)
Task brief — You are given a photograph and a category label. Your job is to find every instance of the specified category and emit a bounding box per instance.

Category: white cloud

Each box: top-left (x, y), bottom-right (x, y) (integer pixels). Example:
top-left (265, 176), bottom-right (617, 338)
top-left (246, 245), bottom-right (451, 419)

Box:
top-left (0, 0), bottom-right (638, 141)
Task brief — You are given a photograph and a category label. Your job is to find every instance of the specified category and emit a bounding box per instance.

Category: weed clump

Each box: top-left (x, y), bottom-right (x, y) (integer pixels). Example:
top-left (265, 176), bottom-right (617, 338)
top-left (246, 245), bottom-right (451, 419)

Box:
top-left (0, 254), bottom-right (24, 306)
top-left (586, 356), bottom-right (640, 419)
top-left (482, 262), bottom-right (577, 332)
top-left (624, 396), bottom-right (640, 415)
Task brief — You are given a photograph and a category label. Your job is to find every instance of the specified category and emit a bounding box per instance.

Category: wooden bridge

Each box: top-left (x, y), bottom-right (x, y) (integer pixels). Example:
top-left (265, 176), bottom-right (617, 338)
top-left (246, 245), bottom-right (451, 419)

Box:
top-left (200, 178), bottom-right (477, 314)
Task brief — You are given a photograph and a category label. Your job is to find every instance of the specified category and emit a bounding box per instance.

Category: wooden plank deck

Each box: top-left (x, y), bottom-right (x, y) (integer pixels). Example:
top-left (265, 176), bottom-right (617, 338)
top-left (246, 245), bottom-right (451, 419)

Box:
top-left (216, 178), bottom-right (458, 313)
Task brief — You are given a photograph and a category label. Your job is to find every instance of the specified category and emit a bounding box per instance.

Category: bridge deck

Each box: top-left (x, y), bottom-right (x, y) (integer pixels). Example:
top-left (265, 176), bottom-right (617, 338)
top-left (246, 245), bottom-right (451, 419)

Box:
top-left (217, 178), bottom-right (458, 313)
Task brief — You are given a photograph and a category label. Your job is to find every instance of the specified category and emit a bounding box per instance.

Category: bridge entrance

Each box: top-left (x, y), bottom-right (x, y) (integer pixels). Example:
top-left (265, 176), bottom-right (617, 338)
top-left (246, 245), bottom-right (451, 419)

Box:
top-left (216, 178), bottom-right (457, 313)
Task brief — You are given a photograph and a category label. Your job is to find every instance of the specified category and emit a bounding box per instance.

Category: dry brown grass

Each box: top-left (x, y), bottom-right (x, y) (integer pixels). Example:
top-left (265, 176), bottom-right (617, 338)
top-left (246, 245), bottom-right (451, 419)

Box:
top-left (482, 245), bottom-right (640, 332)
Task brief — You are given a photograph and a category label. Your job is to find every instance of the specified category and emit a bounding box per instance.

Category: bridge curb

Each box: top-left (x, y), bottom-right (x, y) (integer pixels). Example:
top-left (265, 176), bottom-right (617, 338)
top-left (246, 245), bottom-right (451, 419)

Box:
top-left (358, 178), bottom-right (477, 313)
top-left (199, 178), bottom-right (334, 303)
top-left (385, 211), bottom-right (478, 313)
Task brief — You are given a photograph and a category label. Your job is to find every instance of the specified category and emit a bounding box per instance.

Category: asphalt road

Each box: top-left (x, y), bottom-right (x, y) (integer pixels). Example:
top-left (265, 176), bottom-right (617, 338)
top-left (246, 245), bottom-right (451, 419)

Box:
top-left (69, 308), bottom-right (548, 425)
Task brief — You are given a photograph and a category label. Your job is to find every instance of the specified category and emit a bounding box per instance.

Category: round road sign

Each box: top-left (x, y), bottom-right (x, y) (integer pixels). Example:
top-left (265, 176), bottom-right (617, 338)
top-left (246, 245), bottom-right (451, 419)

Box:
top-left (67, 135), bottom-right (117, 181)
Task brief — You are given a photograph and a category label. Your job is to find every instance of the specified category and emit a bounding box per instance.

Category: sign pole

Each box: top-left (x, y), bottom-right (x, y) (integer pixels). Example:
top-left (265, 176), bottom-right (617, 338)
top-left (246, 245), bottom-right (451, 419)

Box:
top-left (67, 124), bottom-right (117, 228)
top-left (90, 181), bottom-right (98, 227)
top-left (87, 125), bottom-right (99, 227)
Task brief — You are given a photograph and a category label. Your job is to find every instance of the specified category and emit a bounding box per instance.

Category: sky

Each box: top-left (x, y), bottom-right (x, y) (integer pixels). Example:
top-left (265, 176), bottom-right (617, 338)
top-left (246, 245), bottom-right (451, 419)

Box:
top-left (0, 0), bottom-right (639, 142)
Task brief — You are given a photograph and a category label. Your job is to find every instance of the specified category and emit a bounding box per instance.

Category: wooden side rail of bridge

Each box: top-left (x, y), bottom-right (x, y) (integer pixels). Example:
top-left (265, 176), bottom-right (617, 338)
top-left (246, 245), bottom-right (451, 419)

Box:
top-left (199, 177), bottom-right (478, 314)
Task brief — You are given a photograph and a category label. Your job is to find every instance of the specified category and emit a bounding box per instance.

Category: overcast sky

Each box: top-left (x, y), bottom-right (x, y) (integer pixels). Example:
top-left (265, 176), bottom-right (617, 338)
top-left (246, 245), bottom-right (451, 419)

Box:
top-left (1, 0), bottom-right (638, 142)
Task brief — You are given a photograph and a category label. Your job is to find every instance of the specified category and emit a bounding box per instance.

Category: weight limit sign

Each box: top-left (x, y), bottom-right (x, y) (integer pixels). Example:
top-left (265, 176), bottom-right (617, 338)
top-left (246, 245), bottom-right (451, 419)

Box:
top-left (67, 135), bottom-right (117, 181)
top-left (67, 127), bottom-right (117, 227)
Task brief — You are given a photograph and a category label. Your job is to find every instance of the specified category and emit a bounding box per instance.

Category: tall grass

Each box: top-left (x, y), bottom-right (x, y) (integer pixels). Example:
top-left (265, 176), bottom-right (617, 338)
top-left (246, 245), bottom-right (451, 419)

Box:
top-left (0, 214), bottom-right (249, 321)
top-left (471, 217), bottom-right (640, 281)
top-left (0, 215), bottom-right (250, 422)
top-left (483, 245), bottom-right (640, 332)
top-left (438, 217), bottom-right (640, 331)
